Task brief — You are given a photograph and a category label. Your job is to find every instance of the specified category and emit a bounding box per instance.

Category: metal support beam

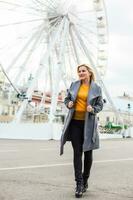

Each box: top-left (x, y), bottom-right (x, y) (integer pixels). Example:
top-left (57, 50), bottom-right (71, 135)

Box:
top-left (6, 23), bottom-right (43, 74)
top-left (13, 17), bottom-right (65, 123)
top-left (49, 16), bottom-right (70, 122)
top-left (14, 26), bottom-right (45, 84)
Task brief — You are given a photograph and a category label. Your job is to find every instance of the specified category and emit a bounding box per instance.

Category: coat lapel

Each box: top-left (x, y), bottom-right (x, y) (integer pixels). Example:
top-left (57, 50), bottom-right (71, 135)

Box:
top-left (87, 80), bottom-right (101, 105)
top-left (69, 80), bottom-right (81, 102)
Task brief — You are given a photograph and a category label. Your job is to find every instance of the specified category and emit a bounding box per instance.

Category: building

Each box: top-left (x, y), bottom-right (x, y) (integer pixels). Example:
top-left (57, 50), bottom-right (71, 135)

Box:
top-left (99, 95), bottom-right (133, 127)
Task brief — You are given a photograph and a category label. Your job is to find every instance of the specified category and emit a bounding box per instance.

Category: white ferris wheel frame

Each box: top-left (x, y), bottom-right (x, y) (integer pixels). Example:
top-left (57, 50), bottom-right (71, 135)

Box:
top-left (0, 0), bottom-right (114, 123)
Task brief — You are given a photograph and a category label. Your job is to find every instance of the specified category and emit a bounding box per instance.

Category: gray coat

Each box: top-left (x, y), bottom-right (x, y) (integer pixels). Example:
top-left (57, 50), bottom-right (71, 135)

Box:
top-left (60, 80), bottom-right (103, 155)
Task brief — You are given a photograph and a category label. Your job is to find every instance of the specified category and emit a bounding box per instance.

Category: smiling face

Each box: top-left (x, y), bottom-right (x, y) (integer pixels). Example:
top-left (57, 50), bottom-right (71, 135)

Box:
top-left (77, 65), bottom-right (92, 82)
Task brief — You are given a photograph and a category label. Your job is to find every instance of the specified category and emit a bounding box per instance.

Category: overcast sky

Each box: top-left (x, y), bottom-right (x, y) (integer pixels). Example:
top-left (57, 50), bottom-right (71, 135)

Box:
top-left (104, 0), bottom-right (133, 97)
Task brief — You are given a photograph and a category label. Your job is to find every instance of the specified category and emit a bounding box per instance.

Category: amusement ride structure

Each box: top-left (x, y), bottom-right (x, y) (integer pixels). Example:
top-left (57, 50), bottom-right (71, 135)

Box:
top-left (0, 0), bottom-right (126, 139)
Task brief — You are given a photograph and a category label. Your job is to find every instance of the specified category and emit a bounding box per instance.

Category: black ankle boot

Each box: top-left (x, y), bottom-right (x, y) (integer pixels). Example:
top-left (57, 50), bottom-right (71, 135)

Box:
top-left (75, 182), bottom-right (83, 198)
top-left (83, 180), bottom-right (88, 193)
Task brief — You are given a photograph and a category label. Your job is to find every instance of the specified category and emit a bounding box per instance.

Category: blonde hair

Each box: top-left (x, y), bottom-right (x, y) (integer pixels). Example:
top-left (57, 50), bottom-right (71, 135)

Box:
top-left (77, 64), bottom-right (95, 82)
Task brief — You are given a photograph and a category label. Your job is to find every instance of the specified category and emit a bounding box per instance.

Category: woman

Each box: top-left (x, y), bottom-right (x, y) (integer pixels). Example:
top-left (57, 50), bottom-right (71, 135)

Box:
top-left (60, 64), bottom-right (103, 198)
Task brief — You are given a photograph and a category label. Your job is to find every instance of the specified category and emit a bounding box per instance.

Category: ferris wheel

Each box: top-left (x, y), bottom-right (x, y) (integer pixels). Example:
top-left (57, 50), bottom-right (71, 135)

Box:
top-left (0, 0), bottom-right (108, 123)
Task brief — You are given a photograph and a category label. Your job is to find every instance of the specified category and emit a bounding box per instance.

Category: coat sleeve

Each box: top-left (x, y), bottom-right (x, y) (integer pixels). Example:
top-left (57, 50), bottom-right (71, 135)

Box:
top-left (64, 82), bottom-right (73, 109)
top-left (91, 87), bottom-right (103, 114)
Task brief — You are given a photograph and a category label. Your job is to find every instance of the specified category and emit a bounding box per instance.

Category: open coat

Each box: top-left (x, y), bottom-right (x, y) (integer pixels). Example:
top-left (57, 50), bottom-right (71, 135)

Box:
top-left (60, 80), bottom-right (103, 155)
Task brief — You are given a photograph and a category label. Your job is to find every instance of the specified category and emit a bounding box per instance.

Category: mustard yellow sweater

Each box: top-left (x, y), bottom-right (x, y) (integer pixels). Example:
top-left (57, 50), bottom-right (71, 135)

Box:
top-left (73, 84), bottom-right (90, 120)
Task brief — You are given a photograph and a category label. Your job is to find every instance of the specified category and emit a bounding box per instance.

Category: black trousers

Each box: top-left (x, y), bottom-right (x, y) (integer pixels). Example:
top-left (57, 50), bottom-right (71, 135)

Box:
top-left (70, 119), bottom-right (93, 183)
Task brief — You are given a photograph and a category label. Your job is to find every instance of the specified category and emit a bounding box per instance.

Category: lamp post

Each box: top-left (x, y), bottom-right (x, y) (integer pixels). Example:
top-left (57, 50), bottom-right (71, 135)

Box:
top-left (127, 103), bottom-right (131, 138)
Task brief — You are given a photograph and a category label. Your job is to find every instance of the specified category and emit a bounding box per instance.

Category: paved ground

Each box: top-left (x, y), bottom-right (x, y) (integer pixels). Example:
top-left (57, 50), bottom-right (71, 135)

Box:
top-left (0, 138), bottom-right (133, 200)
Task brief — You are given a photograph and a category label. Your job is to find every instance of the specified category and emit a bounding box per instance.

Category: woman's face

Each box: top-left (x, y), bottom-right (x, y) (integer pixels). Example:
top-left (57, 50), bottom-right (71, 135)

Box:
top-left (78, 66), bottom-right (91, 81)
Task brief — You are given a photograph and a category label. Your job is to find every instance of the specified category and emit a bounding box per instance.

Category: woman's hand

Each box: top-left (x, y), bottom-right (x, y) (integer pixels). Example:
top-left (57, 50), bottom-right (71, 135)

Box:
top-left (87, 105), bottom-right (94, 112)
top-left (68, 101), bottom-right (74, 108)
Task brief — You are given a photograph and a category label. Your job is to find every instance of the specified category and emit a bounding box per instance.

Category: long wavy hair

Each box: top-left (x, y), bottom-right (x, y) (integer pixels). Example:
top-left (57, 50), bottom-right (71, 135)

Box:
top-left (77, 64), bottom-right (96, 82)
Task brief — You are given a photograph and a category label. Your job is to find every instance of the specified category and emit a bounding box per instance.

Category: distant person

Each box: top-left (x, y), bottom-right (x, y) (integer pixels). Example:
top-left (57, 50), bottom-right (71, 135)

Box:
top-left (60, 64), bottom-right (103, 198)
